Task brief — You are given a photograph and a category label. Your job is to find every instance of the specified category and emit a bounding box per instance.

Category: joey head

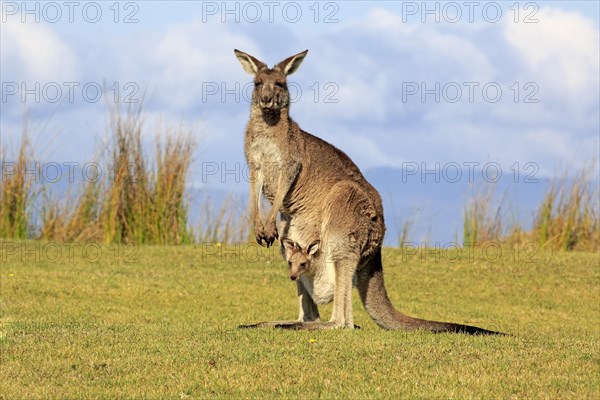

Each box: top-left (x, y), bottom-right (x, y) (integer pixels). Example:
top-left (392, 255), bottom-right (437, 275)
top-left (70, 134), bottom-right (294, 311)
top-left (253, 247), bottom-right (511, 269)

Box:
top-left (281, 238), bottom-right (320, 281)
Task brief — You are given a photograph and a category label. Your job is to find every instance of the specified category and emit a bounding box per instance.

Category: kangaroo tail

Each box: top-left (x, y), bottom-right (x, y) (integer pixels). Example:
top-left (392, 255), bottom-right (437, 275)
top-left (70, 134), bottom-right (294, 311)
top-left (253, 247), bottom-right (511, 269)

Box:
top-left (356, 249), bottom-right (504, 335)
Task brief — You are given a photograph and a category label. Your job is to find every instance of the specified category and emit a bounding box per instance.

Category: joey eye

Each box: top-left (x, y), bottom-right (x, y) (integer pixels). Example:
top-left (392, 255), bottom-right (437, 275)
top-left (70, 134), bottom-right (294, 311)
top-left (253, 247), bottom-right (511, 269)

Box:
top-left (300, 262), bottom-right (306, 269)
top-left (288, 261), bottom-right (292, 267)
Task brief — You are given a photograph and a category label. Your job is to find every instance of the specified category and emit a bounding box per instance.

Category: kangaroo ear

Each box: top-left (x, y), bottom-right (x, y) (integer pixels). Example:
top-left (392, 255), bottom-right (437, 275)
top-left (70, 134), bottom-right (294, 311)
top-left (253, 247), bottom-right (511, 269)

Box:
top-left (275, 50), bottom-right (308, 76)
top-left (307, 240), bottom-right (320, 256)
top-left (234, 49), bottom-right (267, 76)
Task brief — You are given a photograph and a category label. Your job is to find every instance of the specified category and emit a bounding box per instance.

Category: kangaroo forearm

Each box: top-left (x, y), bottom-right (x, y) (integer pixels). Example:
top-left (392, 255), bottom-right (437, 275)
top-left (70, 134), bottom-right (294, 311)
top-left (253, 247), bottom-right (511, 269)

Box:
top-left (249, 168), bottom-right (263, 225)
top-left (250, 194), bottom-right (261, 225)
top-left (265, 196), bottom-right (284, 223)
top-left (266, 162), bottom-right (300, 222)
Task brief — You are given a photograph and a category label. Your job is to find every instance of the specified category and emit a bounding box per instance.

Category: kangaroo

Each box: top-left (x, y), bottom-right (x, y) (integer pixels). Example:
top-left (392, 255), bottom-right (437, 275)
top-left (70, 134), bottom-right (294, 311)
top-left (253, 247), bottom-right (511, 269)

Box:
top-left (235, 49), bottom-right (503, 334)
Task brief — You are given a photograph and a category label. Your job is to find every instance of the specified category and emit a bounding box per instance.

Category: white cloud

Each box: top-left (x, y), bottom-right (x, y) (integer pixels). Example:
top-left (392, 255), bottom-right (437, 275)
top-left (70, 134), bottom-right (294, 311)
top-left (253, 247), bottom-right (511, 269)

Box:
top-left (134, 19), bottom-right (258, 109)
top-left (326, 130), bottom-right (404, 170)
top-left (306, 6), bottom-right (600, 175)
top-left (0, 20), bottom-right (78, 81)
top-left (505, 8), bottom-right (600, 99)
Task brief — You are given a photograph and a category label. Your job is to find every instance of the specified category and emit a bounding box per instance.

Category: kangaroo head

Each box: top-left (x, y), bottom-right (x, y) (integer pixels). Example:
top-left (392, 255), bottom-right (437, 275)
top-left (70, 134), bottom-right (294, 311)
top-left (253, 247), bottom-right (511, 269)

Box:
top-left (281, 238), bottom-right (320, 281)
top-left (234, 49), bottom-right (308, 112)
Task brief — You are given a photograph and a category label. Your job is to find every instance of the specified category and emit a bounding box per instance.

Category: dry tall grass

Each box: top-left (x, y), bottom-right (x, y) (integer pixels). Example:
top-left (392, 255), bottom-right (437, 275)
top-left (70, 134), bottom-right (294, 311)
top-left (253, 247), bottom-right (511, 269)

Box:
top-left (462, 161), bottom-right (599, 252)
top-left (39, 163), bottom-right (102, 242)
top-left (2, 108), bottom-right (251, 244)
top-left (0, 122), bottom-right (35, 239)
top-left (532, 162), bottom-right (599, 251)
top-left (196, 193), bottom-right (250, 243)
top-left (96, 107), bottom-right (195, 244)
top-left (462, 181), bottom-right (507, 246)
top-left (3, 107), bottom-right (205, 244)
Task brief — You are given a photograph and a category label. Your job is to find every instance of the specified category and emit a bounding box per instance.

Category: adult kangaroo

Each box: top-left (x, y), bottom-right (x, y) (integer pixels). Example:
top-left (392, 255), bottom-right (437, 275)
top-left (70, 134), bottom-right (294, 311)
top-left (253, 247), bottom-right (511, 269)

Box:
top-left (235, 49), bottom-right (502, 334)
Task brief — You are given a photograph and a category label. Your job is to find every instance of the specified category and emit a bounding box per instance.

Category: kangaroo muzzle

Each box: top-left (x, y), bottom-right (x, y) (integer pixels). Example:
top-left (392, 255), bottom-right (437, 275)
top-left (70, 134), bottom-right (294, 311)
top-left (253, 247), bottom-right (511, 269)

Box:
top-left (260, 95), bottom-right (274, 109)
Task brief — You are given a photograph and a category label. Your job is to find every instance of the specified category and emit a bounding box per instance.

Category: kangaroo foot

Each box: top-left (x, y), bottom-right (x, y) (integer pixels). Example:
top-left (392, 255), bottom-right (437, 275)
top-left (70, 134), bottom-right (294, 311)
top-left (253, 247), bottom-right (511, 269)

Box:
top-left (238, 320), bottom-right (298, 329)
top-left (239, 321), bottom-right (360, 330)
top-left (274, 321), bottom-right (361, 330)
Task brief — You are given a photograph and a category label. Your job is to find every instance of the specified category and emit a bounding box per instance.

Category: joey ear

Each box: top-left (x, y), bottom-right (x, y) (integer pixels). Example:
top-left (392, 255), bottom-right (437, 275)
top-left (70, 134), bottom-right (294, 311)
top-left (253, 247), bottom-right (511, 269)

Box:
top-left (307, 240), bottom-right (320, 256)
top-left (281, 238), bottom-right (297, 257)
top-left (234, 49), bottom-right (267, 76)
top-left (275, 50), bottom-right (308, 76)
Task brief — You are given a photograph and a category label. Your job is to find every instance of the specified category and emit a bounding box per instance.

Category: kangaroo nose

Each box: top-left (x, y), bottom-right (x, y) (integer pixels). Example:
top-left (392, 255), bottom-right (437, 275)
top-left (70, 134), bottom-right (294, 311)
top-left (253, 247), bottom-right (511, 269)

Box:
top-left (290, 274), bottom-right (297, 281)
top-left (261, 95), bottom-right (272, 104)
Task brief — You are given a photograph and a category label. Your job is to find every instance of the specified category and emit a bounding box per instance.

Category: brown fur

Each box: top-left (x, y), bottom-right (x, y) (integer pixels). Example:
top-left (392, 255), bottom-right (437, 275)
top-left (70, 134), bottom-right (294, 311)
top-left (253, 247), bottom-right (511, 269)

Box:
top-left (235, 49), bottom-right (503, 334)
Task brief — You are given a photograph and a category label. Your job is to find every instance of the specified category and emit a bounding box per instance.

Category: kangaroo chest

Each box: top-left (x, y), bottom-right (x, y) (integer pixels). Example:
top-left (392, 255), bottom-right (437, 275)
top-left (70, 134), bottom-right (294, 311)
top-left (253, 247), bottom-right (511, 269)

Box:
top-left (247, 134), bottom-right (283, 202)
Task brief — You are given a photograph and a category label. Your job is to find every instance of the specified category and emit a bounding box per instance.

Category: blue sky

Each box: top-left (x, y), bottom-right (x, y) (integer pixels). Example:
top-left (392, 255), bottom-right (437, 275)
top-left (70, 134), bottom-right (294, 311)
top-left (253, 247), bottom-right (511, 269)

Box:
top-left (1, 1), bottom-right (599, 242)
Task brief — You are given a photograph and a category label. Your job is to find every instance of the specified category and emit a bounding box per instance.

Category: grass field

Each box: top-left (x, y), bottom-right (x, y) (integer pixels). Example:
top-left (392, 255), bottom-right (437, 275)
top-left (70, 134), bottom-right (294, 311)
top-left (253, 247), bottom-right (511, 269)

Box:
top-left (1, 240), bottom-right (598, 399)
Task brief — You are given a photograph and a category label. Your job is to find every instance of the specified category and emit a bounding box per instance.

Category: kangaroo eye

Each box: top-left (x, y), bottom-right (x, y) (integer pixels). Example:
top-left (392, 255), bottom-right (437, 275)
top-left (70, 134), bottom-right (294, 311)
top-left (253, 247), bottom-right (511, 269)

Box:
top-left (275, 82), bottom-right (286, 88)
top-left (288, 261), bottom-right (292, 267)
top-left (300, 262), bottom-right (306, 268)
top-left (255, 82), bottom-right (263, 88)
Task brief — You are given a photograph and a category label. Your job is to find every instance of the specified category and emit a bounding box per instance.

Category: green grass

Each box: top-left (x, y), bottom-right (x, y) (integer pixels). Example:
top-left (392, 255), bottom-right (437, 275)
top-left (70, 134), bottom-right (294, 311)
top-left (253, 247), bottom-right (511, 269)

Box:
top-left (1, 241), bottom-right (598, 399)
